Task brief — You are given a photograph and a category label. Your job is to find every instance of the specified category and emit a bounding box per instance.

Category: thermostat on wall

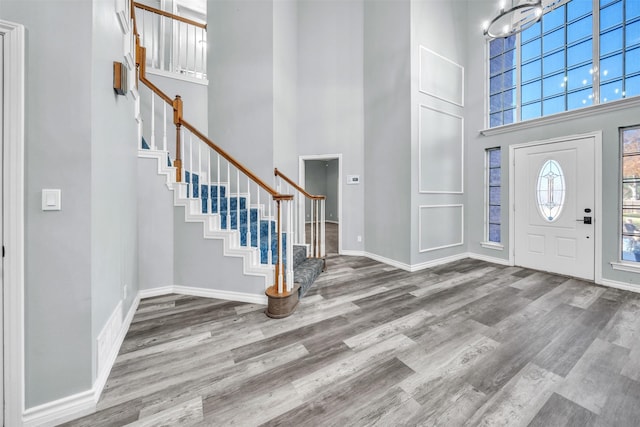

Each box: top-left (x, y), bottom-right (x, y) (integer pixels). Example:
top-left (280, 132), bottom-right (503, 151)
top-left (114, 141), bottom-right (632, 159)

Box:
top-left (347, 175), bottom-right (360, 185)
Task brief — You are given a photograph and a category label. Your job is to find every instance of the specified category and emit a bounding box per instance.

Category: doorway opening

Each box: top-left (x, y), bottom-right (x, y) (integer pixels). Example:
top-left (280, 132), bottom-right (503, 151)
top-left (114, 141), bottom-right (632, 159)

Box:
top-left (299, 155), bottom-right (342, 255)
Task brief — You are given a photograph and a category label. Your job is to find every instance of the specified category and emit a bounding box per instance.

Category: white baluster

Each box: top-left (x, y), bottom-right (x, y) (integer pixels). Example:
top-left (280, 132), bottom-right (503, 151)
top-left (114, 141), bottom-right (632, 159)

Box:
top-left (162, 103), bottom-right (167, 151)
top-left (226, 162), bottom-right (231, 230)
top-left (151, 10), bottom-right (156, 68)
top-left (268, 199), bottom-right (272, 265)
top-left (287, 200), bottom-right (294, 292)
top-left (310, 199), bottom-right (315, 257)
top-left (321, 199), bottom-right (326, 258)
top-left (193, 25), bottom-right (197, 76)
top-left (198, 138), bottom-right (202, 201)
top-left (257, 187), bottom-right (261, 263)
top-left (315, 198), bottom-right (320, 257)
top-left (236, 169), bottom-right (240, 233)
top-left (150, 93), bottom-right (156, 149)
top-left (217, 154), bottom-right (221, 222)
top-left (200, 27), bottom-right (205, 77)
top-left (246, 177), bottom-right (252, 249)
top-left (185, 22), bottom-right (190, 76)
top-left (177, 21), bottom-right (182, 74)
top-left (207, 150), bottom-right (212, 216)
top-left (180, 127), bottom-right (186, 183)
top-left (159, 15), bottom-right (165, 72)
top-left (188, 134), bottom-right (193, 199)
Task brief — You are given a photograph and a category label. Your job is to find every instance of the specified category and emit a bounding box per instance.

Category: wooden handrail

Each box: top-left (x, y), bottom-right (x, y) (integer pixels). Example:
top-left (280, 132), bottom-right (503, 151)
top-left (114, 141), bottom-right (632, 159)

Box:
top-left (274, 168), bottom-right (326, 201)
top-left (133, 2), bottom-right (207, 30)
top-left (181, 119), bottom-right (293, 201)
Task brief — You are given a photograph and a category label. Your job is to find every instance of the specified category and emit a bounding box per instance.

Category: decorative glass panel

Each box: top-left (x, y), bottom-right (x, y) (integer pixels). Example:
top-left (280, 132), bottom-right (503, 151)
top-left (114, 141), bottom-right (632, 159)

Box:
top-left (536, 159), bottom-right (566, 222)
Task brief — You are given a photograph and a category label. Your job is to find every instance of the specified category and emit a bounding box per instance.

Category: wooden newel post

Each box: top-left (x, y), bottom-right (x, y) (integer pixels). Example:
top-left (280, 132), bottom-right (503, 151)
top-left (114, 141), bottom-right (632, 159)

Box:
top-left (173, 95), bottom-right (183, 182)
top-left (265, 198), bottom-right (299, 319)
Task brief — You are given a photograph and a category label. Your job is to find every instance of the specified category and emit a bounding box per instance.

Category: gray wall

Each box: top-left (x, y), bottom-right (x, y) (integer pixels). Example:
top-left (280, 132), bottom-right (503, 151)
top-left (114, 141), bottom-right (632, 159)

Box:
top-left (363, 0), bottom-right (411, 263)
top-left (207, 0), bottom-right (275, 181)
top-left (90, 0), bottom-right (139, 382)
top-left (297, 0), bottom-right (364, 252)
top-left (273, 0), bottom-right (298, 177)
top-left (137, 158), bottom-right (175, 290)
top-left (409, 0), bottom-right (468, 265)
top-left (2, 0), bottom-right (139, 408)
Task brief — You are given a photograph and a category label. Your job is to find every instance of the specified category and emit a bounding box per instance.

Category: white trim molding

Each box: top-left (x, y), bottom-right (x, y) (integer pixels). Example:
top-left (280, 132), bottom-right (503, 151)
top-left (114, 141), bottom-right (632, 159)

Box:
top-left (418, 105), bottom-right (464, 194)
top-left (418, 45), bottom-right (465, 107)
top-left (139, 285), bottom-right (268, 306)
top-left (418, 204), bottom-right (464, 253)
top-left (1, 19), bottom-right (25, 427)
top-left (600, 277), bottom-right (640, 294)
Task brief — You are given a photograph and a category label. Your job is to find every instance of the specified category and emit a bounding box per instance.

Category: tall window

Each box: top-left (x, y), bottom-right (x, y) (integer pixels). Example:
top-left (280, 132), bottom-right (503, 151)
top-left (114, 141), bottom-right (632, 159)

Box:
top-left (488, 0), bottom-right (640, 128)
top-left (487, 148), bottom-right (501, 243)
top-left (621, 126), bottom-right (640, 262)
top-left (490, 36), bottom-right (517, 127)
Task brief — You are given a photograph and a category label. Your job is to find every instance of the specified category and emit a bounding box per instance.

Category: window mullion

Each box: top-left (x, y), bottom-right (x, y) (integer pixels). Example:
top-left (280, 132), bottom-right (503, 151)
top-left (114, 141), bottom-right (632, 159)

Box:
top-left (516, 32), bottom-right (522, 123)
top-left (593, 0), bottom-right (601, 105)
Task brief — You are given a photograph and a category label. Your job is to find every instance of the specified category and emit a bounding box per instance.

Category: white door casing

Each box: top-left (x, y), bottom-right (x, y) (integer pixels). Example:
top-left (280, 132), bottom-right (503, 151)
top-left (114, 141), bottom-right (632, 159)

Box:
top-left (1, 19), bottom-right (25, 427)
top-left (0, 32), bottom-right (4, 427)
top-left (513, 136), bottom-right (597, 280)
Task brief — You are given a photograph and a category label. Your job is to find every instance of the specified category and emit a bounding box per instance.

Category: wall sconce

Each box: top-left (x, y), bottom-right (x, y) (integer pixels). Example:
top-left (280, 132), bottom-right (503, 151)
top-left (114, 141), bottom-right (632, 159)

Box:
top-left (113, 61), bottom-right (127, 96)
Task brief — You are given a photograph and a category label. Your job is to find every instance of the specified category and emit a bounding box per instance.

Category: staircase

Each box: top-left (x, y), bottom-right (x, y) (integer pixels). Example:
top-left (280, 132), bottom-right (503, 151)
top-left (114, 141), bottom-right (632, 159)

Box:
top-left (132, 2), bottom-right (326, 315)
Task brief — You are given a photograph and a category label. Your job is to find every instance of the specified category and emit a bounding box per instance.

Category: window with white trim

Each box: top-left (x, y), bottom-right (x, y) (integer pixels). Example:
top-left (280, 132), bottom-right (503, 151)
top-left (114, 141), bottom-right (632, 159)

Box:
top-left (621, 125), bottom-right (640, 262)
top-left (487, 147), bottom-right (502, 243)
top-left (488, 0), bottom-right (640, 128)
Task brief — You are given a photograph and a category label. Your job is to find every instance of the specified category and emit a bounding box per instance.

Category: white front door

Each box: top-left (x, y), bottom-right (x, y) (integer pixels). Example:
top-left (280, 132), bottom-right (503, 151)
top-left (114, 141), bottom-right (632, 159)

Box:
top-left (514, 136), bottom-right (595, 280)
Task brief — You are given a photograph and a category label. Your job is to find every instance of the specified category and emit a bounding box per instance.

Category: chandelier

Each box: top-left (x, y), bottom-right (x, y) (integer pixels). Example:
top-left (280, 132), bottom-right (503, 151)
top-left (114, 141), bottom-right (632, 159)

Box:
top-left (483, 0), bottom-right (570, 40)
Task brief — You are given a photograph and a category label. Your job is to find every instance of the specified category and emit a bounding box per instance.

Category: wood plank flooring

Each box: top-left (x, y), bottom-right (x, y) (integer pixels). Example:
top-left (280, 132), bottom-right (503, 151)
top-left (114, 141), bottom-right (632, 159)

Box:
top-left (62, 255), bottom-right (640, 426)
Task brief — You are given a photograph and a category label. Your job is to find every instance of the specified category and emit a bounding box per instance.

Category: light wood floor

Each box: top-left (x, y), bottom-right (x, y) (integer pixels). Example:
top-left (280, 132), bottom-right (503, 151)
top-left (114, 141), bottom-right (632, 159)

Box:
top-left (63, 255), bottom-right (640, 426)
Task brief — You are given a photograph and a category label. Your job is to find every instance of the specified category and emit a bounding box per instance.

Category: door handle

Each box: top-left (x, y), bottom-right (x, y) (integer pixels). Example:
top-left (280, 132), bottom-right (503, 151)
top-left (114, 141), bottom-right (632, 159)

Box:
top-left (577, 216), bottom-right (592, 224)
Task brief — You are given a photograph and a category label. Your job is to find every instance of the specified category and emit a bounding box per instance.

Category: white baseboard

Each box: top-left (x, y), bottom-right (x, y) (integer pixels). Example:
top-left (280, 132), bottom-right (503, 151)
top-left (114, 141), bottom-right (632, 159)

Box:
top-left (340, 249), bottom-right (365, 257)
top-left (140, 285), bottom-right (267, 305)
top-left (94, 296), bottom-right (141, 401)
top-left (22, 389), bottom-right (95, 427)
top-left (406, 253), bottom-right (471, 272)
top-left (599, 278), bottom-right (640, 294)
top-left (467, 252), bottom-right (511, 266)
top-left (363, 252), bottom-right (413, 271)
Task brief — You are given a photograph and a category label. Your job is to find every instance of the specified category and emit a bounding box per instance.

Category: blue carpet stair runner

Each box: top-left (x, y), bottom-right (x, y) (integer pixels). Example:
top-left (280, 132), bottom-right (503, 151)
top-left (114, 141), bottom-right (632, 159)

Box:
top-left (137, 149), bottom-right (324, 296)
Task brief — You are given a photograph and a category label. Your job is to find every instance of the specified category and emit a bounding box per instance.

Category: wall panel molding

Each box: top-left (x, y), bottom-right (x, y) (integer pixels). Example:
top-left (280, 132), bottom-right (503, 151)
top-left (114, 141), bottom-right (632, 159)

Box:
top-left (419, 46), bottom-right (464, 107)
top-left (418, 105), bottom-right (464, 194)
top-left (419, 204), bottom-right (464, 252)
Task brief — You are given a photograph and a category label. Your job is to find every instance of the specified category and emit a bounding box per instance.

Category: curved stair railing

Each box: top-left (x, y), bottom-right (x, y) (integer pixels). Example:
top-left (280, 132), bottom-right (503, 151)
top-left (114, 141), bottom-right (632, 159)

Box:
top-left (131, 2), bottom-right (298, 314)
top-left (274, 168), bottom-right (326, 260)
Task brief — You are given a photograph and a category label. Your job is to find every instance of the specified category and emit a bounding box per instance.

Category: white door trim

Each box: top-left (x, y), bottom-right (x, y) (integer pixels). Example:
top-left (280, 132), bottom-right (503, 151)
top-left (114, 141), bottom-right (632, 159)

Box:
top-left (299, 154), bottom-right (343, 255)
top-left (1, 19), bottom-right (25, 426)
top-left (509, 131), bottom-right (603, 284)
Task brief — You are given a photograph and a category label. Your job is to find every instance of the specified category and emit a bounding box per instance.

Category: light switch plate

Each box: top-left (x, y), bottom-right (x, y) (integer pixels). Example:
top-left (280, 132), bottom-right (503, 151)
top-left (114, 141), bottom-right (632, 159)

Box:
top-left (42, 189), bottom-right (62, 211)
top-left (347, 175), bottom-right (360, 185)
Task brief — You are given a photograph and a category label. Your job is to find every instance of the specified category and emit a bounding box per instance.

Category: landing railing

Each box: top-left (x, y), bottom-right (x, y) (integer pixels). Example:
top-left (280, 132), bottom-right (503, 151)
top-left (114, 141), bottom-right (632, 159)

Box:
top-left (134, 2), bottom-right (207, 80)
top-left (131, 3), bottom-right (296, 300)
top-left (274, 168), bottom-right (326, 259)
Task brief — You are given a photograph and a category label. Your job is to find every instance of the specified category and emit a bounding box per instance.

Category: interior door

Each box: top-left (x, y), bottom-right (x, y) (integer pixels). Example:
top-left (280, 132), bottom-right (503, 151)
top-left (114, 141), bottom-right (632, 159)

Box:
top-left (514, 137), bottom-right (595, 280)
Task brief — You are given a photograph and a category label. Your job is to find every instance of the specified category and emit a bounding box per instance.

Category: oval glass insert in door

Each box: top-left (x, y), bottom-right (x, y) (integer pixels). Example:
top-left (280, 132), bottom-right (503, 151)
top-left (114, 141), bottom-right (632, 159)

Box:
top-left (536, 159), bottom-right (566, 222)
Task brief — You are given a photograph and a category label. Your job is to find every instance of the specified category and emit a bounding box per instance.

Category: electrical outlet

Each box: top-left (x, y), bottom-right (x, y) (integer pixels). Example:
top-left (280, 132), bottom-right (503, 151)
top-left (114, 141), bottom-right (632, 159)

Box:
top-left (357, 235), bottom-right (362, 242)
